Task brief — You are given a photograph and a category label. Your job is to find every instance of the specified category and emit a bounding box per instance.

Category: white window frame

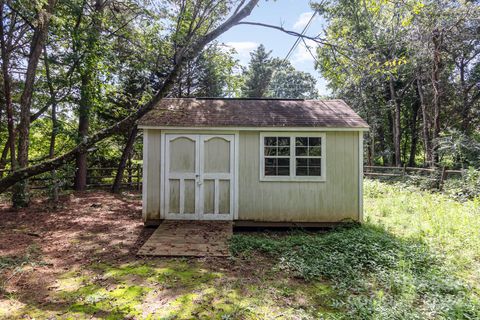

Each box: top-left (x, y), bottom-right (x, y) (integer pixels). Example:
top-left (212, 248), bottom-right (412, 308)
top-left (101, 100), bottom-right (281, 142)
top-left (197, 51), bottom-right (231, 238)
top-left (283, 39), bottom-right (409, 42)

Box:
top-left (259, 132), bottom-right (326, 182)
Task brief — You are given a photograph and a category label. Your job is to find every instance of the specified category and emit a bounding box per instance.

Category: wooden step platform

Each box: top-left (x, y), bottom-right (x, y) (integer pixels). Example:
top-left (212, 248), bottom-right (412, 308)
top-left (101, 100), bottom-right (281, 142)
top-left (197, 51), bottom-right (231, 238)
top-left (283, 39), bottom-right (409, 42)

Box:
top-left (138, 220), bottom-right (233, 257)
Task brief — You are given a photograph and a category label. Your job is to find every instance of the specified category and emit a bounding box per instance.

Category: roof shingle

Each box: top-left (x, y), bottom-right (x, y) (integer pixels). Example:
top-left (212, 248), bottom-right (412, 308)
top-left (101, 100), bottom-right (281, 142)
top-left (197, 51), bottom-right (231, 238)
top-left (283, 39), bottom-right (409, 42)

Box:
top-left (138, 98), bottom-right (369, 129)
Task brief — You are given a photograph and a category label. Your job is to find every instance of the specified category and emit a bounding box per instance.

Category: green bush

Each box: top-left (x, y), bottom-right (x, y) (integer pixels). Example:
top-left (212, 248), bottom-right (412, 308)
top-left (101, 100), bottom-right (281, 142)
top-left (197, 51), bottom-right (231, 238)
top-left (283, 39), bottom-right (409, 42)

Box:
top-left (444, 168), bottom-right (480, 201)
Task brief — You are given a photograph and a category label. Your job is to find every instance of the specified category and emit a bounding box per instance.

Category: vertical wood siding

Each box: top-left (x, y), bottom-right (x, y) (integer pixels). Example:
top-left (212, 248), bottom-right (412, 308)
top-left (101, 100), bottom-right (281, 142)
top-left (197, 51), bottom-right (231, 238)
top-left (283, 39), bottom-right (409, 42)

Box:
top-left (143, 129), bottom-right (161, 221)
top-left (143, 129), bottom-right (361, 222)
top-left (238, 131), bottom-right (360, 222)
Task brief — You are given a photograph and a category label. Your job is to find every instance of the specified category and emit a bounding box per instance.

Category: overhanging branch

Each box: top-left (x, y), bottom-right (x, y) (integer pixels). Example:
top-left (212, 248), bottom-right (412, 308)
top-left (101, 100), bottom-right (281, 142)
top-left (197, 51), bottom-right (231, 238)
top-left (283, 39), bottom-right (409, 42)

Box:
top-left (236, 21), bottom-right (333, 47)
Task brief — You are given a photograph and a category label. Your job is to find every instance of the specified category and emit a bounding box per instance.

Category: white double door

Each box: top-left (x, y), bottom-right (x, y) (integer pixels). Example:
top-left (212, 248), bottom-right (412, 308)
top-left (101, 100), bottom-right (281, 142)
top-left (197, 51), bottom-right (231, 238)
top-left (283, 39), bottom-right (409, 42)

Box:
top-left (164, 134), bottom-right (235, 220)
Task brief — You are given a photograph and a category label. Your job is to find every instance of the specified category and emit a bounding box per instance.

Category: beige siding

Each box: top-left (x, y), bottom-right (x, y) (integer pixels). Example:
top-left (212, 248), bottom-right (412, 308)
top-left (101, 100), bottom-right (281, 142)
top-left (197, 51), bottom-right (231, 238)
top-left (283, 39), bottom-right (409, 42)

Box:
top-left (143, 129), bottom-right (361, 223)
top-left (143, 129), bottom-right (161, 221)
top-left (238, 131), bottom-right (360, 222)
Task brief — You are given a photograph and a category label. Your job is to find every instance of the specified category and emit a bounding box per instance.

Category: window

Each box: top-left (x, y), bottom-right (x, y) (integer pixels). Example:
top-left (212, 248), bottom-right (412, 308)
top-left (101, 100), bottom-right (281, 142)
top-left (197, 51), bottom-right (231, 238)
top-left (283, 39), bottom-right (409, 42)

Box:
top-left (260, 133), bottom-right (325, 181)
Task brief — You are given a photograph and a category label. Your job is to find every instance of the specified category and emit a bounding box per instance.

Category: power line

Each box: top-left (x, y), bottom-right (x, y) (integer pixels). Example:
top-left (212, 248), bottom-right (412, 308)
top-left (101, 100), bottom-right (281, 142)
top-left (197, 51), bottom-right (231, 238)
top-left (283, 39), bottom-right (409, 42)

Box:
top-left (283, 11), bottom-right (317, 63)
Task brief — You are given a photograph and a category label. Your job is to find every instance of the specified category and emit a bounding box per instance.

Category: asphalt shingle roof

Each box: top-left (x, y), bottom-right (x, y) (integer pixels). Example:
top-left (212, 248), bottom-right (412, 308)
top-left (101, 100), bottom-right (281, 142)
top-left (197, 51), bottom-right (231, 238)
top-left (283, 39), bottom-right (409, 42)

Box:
top-left (138, 98), bottom-right (369, 129)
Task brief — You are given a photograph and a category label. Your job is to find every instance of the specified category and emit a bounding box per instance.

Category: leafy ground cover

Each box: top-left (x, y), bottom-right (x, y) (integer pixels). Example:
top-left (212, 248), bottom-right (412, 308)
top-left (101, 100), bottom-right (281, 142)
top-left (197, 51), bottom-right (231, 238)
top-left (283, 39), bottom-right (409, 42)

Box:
top-left (1, 181), bottom-right (480, 319)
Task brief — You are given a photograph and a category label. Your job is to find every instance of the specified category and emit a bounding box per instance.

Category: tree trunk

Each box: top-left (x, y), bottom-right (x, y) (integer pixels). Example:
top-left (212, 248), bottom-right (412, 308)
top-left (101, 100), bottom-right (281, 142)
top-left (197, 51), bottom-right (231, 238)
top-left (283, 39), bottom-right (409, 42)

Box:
top-left (44, 46), bottom-right (58, 203)
top-left (431, 28), bottom-right (443, 166)
top-left (13, 0), bottom-right (56, 207)
top-left (0, 140), bottom-right (8, 178)
top-left (408, 96), bottom-right (420, 167)
top-left (367, 129), bottom-right (374, 166)
top-left (0, 0), bottom-right (260, 194)
top-left (74, 0), bottom-right (104, 191)
top-left (0, 2), bottom-right (16, 176)
top-left (417, 76), bottom-right (432, 167)
top-left (74, 75), bottom-right (90, 191)
top-left (389, 76), bottom-right (401, 167)
top-left (378, 125), bottom-right (386, 165)
top-left (111, 126), bottom-right (138, 193)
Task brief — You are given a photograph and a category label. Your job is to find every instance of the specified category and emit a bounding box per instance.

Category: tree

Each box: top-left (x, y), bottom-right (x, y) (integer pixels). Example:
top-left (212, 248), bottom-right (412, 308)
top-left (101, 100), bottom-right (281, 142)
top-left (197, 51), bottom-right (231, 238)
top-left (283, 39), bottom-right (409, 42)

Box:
top-left (314, 0), bottom-right (480, 168)
top-left (268, 59), bottom-right (319, 99)
top-left (0, 0), bottom-right (262, 195)
top-left (241, 44), bottom-right (273, 97)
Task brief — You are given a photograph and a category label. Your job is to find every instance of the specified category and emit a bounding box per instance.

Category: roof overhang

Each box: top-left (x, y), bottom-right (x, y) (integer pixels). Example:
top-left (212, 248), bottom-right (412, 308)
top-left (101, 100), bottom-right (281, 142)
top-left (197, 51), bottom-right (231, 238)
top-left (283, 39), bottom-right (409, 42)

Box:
top-left (138, 125), bottom-right (370, 132)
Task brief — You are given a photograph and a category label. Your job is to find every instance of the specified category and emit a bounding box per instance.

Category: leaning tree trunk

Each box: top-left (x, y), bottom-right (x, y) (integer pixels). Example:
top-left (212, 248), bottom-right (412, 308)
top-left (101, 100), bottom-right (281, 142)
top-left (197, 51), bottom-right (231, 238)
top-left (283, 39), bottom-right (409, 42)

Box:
top-left (111, 126), bottom-right (138, 194)
top-left (0, 0), bottom-right (260, 194)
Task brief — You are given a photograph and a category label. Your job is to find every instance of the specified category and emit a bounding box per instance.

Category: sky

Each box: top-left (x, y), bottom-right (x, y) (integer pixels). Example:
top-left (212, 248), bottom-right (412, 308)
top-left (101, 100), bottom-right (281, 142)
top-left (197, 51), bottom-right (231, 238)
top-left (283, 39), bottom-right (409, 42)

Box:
top-left (217, 0), bottom-right (329, 96)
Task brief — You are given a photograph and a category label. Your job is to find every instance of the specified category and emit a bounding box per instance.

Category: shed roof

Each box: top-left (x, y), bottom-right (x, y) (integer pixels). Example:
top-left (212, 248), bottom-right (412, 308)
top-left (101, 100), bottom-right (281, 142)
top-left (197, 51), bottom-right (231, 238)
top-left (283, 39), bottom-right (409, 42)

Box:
top-left (138, 98), bottom-right (369, 129)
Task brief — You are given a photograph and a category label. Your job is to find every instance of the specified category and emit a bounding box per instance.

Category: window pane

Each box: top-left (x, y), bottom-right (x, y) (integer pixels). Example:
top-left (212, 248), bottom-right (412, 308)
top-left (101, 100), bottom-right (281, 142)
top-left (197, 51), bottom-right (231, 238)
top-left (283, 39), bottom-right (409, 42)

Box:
top-left (296, 158), bottom-right (308, 166)
top-left (277, 166), bottom-right (290, 176)
top-left (296, 167), bottom-right (308, 176)
top-left (296, 147), bottom-right (308, 156)
top-left (309, 146), bottom-right (321, 156)
top-left (278, 158), bottom-right (290, 166)
top-left (265, 158), bottom-right (276, 166)
top-left (278, 137), bottom-right (290, 146)
top-left (278, 147), bottom-right (290, 156)
top-left (264, 147), bottom-right (277, 156)
top-left (309, 158), bottom-right (321, 166)
top-left (309, 166), bottom-right (321, 176)
top-left (296, 137), bottom-right (308, 146)
top-left (265, 137), bottom-right (277, 146)
top-left (265, 166), bottom-right (276, 176)
top-left (309, 137), bottom-right (321, 146)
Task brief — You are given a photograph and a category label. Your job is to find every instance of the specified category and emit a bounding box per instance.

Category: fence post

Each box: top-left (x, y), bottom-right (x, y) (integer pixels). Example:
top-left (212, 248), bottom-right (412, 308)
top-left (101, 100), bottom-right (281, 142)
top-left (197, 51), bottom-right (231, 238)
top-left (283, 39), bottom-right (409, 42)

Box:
top-left (438, 166), bottom-right (446, 191)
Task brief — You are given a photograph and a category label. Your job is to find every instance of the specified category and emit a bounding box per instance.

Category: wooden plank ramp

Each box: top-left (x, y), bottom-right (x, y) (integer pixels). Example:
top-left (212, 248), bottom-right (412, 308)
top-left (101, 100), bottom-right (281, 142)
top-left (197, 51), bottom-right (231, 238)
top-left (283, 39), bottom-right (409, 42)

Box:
top-left (138, 220), bottom-right (233, 257)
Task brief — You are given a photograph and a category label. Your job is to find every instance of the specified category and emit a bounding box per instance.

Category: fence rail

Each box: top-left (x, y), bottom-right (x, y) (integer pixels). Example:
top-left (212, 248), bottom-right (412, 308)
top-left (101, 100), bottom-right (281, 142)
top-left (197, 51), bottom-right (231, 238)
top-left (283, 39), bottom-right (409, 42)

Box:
top-left (0, 164), bottom-right (143, 191)
top-left (363, 165), bottom-right (464, 189)
top-left (0, 164), bottom-right (467, 192)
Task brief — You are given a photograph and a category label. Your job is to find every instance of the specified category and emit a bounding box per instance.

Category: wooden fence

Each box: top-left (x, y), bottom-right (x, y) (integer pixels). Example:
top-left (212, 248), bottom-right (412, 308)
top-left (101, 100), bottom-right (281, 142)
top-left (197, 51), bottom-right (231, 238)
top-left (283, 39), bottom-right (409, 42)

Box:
top-left (0, 164), bottom-right (143, 191)
top-left (364, 165), bottom-right (464, 188)
top-left (0, 164), bottom-right (465, 192)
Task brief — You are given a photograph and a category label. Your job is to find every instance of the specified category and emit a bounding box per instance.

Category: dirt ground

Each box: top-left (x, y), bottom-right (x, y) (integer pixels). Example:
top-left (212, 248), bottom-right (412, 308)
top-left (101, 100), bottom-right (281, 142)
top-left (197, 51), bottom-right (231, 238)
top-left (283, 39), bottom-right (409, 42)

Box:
top-left (0, 191), bottom-right (318, 319)
top-left (0, 191), bottom-right (151, 299)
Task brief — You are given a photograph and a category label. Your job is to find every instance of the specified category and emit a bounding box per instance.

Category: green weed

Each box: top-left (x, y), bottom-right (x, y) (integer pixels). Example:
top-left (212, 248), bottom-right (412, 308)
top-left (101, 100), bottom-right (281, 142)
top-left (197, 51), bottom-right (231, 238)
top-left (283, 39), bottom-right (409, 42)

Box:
top-left (230, 180), bottom-right (480, 319)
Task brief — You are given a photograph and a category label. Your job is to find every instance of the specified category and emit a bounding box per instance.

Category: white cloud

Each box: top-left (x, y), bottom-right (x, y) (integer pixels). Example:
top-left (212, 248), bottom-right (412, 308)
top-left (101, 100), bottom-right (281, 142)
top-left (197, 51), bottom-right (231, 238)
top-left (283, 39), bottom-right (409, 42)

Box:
top-left (293, 12), bottom-right (316, 31)
top-left (291, 39), bottom-right (317, 66)
top-left (223, 41), bottom-right (259, 65)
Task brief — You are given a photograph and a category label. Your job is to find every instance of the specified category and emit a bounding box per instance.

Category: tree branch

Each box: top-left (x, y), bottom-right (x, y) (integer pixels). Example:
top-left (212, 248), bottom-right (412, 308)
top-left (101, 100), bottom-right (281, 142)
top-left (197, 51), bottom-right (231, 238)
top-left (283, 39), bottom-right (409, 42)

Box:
top-left (0, 0), bottom-right (261, 193)
top-left (236, 21), bottom-right (332, 46)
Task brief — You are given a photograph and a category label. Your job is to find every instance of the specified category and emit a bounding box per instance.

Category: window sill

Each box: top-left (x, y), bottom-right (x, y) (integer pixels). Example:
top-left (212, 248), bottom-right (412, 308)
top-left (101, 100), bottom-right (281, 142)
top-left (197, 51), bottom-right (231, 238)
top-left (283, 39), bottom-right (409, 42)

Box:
top-left (260, 176), bottom-right (326, 182)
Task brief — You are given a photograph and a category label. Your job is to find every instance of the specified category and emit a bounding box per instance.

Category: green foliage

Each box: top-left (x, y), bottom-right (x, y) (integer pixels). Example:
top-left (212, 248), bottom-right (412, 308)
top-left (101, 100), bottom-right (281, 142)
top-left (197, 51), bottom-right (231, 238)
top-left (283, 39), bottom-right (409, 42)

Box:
top-left (231, 180), bottom-right (480, 318)
top-left (268, 59), bottom-right (319, 99)
top-left (241, 44), bottom-right (319, 99)
top-left (444, 168), bottom-right (480, 201)
top-left (314, 0), bottom-right (480, 167)
top-left (241, 44), bottom-right (274, 98)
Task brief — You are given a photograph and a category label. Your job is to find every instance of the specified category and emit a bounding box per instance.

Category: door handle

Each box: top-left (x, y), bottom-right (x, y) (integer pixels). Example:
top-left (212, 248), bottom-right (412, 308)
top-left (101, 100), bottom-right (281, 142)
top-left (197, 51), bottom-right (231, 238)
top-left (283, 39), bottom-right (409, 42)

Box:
top-left (195, 174), bottom-right (202, 185)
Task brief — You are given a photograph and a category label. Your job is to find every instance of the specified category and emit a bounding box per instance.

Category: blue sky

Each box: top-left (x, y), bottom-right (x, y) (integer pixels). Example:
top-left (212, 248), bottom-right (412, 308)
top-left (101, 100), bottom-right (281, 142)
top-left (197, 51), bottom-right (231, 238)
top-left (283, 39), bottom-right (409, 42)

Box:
top-left (218, 0), bottom-right (329, 95)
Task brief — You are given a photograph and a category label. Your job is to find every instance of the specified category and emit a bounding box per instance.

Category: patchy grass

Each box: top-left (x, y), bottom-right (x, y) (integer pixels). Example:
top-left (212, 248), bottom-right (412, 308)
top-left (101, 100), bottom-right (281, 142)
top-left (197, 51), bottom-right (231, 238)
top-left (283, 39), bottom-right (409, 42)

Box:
top-left (1, 183), bottom-right (480, 319)
top-left (231, 180), bottom-right (480, 318)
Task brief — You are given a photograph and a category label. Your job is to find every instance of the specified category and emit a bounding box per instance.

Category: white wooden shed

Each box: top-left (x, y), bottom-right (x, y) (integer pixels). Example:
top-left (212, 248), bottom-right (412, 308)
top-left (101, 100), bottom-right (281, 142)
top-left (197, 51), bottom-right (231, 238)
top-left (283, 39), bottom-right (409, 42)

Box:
top-left (138, 98), bottom-right (369, 226)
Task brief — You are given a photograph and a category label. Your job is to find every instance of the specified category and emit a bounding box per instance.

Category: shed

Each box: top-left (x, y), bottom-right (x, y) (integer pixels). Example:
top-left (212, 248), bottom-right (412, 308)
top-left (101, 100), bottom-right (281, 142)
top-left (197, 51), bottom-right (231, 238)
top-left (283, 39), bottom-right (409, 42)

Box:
top-left (138, 98), bottom-right (369, 226)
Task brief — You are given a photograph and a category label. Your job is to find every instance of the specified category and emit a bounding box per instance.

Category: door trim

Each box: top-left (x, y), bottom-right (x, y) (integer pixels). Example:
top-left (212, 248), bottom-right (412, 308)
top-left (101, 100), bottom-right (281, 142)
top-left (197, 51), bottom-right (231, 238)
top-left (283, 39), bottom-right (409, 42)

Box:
top-left (160, 131), bottom-right (239, 220)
